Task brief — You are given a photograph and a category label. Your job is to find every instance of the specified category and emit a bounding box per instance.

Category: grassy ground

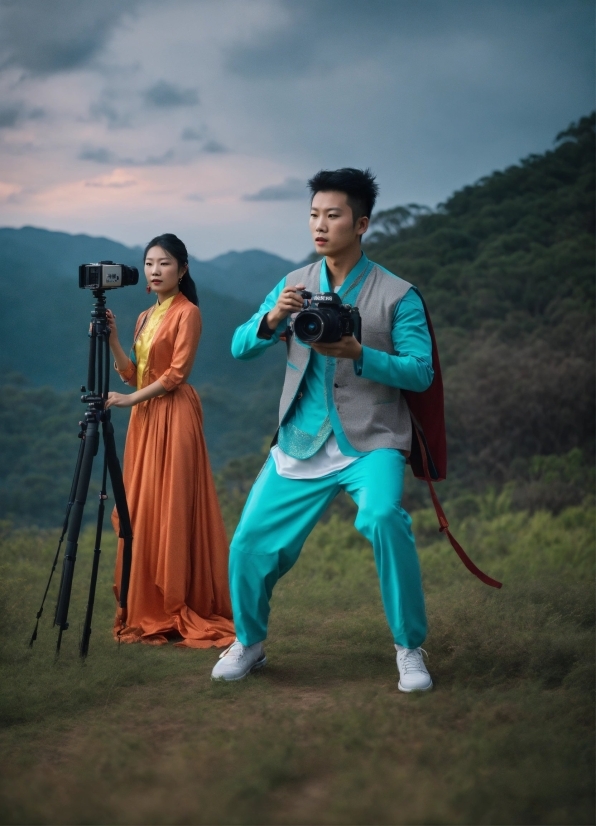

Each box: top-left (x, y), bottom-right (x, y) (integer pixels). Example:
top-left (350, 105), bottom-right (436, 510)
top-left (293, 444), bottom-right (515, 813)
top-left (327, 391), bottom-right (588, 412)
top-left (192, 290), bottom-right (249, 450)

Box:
top-left (0, 494), bottom-right (593, 825)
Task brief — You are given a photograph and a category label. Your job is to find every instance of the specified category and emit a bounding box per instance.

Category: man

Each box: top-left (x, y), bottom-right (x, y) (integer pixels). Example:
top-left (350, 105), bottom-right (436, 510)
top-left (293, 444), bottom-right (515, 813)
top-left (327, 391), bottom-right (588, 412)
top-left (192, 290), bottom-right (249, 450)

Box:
top-left (212, 168), bottom-right (434, 691)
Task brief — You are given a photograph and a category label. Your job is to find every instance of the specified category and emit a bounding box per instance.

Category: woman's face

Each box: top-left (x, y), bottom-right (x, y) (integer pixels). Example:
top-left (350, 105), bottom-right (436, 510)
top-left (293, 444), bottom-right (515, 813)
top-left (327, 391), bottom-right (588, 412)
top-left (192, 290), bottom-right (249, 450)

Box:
top-left (144, 246), bottom-right (186, 302)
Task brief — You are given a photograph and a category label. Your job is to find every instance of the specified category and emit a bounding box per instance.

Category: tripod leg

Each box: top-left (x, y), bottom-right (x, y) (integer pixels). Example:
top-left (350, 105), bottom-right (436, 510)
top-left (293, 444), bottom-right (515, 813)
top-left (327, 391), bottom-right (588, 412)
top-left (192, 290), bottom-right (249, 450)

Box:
top-left (29, 432), bottom-right (86, 647)
top-left (87, 324), bottom-right (97, 393)
top-left (79, 452), bottom-right (109, 658)
top-left (54, 416), bottom-right (100, 653)
top-left (103, 415), bottom-right (133, 619)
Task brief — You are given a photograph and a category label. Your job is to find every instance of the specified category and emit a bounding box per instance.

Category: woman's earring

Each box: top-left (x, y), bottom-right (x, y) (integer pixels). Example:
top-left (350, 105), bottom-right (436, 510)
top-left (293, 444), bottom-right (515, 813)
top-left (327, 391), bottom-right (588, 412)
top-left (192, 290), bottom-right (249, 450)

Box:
top-left (146, 285), bottom-right (151, 294)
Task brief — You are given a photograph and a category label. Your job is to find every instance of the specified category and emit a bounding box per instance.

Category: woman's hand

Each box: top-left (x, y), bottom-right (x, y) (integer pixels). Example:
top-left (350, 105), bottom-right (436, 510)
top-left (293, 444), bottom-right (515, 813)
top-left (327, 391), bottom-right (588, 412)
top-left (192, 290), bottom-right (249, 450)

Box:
top-left (266, 284), bottom-right (306, 330)
top-left (106, 309), bottom-right (119, 343)
top-left (105, 391), bottom-right (136, 409)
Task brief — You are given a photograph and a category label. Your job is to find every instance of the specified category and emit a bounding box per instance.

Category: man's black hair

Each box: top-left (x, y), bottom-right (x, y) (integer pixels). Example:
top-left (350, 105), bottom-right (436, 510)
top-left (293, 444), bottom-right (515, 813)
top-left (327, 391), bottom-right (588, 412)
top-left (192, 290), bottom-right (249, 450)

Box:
top-left (307, 167), bottom-right (379, 221)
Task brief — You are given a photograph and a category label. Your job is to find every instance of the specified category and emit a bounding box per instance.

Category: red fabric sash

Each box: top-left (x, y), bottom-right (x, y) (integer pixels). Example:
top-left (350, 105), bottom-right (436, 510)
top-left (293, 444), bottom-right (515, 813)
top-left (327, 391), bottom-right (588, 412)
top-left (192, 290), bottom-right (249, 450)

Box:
top-left (402, 298), bottom-right (446, 481)
top-left (413, 425), bottom-right (502, 589)
top-left (404, 295), bottom-right (502, 589)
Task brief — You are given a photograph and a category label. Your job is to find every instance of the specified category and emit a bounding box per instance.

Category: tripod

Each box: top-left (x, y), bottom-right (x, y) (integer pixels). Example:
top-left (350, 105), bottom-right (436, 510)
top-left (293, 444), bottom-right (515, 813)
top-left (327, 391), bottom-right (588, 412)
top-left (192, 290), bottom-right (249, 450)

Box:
top-left (29, 289), bottom-right (133, 657)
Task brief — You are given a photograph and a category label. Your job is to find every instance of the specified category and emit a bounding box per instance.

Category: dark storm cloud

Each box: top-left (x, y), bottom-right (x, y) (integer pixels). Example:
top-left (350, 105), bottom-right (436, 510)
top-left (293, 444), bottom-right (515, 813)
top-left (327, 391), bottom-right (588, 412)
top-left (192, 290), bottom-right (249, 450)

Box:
top-left (0, 0), bottom-right (138, 74)
top-left (227, 0), bottom-right (594, 79)
top-left (227, 0), bottom-right (418, 76)
top-left (243, 177), bottom-right (308, 201)
top-left (144, 81), bottom-right (199, 108)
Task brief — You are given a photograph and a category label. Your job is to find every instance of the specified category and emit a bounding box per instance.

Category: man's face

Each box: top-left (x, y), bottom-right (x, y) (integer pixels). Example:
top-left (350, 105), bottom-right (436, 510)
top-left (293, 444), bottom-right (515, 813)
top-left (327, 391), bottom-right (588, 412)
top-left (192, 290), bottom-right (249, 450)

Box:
top-left (309, 190), bottom-right (368, 256)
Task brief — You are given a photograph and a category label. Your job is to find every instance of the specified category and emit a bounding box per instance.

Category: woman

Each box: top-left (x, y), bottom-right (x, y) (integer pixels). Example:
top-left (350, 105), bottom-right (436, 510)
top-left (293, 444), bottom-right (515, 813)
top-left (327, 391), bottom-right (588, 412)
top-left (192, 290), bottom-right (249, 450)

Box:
top-left (105, 233), bottom-right (235, 648)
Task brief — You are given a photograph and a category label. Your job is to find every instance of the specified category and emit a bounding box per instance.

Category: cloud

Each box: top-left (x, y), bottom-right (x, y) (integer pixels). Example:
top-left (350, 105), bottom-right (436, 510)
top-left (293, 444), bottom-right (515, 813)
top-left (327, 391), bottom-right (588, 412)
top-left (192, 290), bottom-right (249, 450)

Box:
top-left (243, 177), bottom-right (307, 201)
top-left (0, 181), bottom-right (21, 201)
top-left (0, 102), bottom-right (46, 129)
top-left (202, 139), bottom-right (228, 153)
top-left (79, 145), bottom-right (177, 167)
top-left (144, 80), bottom-right (199, 108)
top-left (226, 0), bottom-right (593, 81)
top-left (85, 171), bottom-right (136, 189)
top-left (0, 0), bottom-right (138, 75)
top-left (226, 1), bottom-right (415, 78)
top-left (0, 104), bottom-right (23, 128)
top-left (181, 127), bottom-right (203, 141)
top-left (79, 146), bottom-right (116, 164)
top-left (186, 193), bottom-right (204, 202)
top-left (143, 149), bottom-right (176, 166)
top-left (89, 98), bottom-right (132, 129)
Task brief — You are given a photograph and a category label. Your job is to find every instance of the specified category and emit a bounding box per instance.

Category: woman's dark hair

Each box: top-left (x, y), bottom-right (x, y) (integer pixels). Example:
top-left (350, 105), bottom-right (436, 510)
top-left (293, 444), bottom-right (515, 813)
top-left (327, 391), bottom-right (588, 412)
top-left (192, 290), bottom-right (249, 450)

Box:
top-left (307, 167), bottom-right (379, 222)
top-left (143, 233), bottom-right (199, 306)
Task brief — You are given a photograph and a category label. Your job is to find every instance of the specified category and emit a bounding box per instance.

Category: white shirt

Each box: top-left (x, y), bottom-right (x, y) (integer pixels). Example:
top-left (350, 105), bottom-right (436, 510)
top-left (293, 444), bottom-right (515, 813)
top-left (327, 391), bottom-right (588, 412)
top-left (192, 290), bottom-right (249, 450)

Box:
top-left (272, 434), bottom-right (357, 479)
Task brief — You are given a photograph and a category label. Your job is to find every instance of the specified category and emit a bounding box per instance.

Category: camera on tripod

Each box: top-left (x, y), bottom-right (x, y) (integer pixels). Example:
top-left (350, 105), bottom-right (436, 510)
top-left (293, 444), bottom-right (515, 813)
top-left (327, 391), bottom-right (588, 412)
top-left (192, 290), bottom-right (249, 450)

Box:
top-left (79, 260), bottom-right (139, 290)
top-left (293, 290), bottom-right (362, 344)
top-left (30, 267), bottom-right (134, 659)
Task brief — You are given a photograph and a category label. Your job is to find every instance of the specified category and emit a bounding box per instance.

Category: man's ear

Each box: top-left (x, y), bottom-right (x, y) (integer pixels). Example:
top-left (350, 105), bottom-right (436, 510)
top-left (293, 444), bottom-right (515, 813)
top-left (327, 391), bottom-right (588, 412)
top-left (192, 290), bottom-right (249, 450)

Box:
top-left (356, 215), bottom-right (369, 238)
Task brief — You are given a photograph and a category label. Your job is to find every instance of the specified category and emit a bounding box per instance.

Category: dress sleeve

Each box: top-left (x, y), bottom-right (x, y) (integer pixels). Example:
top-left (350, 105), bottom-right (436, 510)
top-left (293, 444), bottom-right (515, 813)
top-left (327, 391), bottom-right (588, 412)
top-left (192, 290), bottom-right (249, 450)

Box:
top-left (115, 359), bottom-right (136, 386)
top-left (159, 305), bottom-right (201, 392)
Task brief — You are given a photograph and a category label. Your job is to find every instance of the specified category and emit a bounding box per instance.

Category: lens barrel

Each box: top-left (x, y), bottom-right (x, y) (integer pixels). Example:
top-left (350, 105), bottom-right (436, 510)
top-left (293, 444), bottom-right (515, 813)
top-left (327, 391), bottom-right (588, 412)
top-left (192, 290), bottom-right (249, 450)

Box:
top-left (294, 308), bottom-right (344, 343)
top-left (294, 310), bottom-right (324, 342)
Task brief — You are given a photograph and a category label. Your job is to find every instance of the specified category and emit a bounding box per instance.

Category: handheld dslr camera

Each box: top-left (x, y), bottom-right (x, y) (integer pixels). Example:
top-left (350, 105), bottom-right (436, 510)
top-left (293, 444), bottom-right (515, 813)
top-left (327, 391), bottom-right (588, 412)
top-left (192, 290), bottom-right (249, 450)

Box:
top-left (293, 290), bottom-right (362, 344)
top-left (79, 260), bottom-right (139, 290)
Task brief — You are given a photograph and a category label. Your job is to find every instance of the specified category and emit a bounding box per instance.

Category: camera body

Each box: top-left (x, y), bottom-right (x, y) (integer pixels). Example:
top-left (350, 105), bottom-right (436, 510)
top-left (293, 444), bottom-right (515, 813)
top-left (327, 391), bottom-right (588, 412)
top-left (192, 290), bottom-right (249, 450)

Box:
top-left (293, 290), bottom-right (362, 344)
top-left (79, 261), bottom-right (139, 290)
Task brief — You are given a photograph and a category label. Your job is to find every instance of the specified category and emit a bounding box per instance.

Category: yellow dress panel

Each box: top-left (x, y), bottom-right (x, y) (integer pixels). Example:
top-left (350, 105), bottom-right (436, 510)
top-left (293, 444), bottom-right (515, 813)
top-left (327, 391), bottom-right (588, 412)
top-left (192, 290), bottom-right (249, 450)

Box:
top-left (134, 295), bottom-right (175, 387)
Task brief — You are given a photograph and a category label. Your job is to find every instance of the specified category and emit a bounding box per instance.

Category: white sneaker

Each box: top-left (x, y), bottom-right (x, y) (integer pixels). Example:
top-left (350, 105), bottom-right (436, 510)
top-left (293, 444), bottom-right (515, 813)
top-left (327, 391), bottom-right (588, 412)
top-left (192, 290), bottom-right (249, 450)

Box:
top-left (395, 644), bottom-right (433, 692)
top-left (211, 639), bottom-right (267, 681)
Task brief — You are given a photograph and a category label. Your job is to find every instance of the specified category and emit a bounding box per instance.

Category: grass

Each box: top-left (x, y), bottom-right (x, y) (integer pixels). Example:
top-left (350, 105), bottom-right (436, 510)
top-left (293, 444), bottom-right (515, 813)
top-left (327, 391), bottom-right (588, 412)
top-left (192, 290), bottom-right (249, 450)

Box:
top-left (0, 494), bottom-right (593, 825)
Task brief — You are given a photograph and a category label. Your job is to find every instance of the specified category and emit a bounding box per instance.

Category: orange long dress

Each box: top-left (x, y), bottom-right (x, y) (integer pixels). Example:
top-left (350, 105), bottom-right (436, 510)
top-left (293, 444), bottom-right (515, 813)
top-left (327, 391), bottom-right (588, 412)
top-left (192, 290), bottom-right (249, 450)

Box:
top-left (111, 291), bottom-right (235, 648)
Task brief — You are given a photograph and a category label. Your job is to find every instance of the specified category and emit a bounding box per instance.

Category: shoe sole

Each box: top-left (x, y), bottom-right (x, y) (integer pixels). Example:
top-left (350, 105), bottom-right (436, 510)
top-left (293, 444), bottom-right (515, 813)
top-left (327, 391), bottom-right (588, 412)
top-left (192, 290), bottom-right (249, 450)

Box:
top-left (211, 655), bottom-right (267, 682)
top-left (398, 679), bottom-right (433, 693)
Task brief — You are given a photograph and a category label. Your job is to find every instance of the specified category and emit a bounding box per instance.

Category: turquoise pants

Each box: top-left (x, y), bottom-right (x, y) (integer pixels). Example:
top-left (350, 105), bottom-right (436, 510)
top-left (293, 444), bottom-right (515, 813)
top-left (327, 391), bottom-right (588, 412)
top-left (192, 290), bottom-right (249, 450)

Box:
top-left (229, 449), bottom-right (427, 649)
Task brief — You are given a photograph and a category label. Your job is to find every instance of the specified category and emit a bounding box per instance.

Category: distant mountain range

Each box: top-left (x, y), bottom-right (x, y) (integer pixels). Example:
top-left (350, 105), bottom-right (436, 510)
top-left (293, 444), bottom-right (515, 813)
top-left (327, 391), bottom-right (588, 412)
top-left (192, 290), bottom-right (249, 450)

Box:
top-left (0, 225), bottom-right (294, 390)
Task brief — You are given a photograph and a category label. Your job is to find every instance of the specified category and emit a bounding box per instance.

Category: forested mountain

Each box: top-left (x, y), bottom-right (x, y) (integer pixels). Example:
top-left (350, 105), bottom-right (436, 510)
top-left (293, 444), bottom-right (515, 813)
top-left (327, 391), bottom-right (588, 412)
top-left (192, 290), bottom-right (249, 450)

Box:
top-left (365, 113), bottom-right (595, 506)
top-left (0, 114), bottom-right (593, 525)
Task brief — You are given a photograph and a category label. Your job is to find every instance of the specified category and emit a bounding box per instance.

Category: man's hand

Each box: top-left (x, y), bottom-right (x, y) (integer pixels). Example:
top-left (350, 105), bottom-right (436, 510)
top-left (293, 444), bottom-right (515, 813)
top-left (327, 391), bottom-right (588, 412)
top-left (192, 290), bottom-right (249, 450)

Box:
top-left (266, 284), bottom-right (306, 330)
top-left (311, 335), bottom-right (362, 360)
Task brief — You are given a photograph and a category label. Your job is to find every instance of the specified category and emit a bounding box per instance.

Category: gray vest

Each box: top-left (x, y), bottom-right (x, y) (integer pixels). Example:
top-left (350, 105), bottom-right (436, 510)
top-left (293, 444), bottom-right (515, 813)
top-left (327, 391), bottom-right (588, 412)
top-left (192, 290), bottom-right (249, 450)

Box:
top-left (279, 261), bottom-right (414, 453)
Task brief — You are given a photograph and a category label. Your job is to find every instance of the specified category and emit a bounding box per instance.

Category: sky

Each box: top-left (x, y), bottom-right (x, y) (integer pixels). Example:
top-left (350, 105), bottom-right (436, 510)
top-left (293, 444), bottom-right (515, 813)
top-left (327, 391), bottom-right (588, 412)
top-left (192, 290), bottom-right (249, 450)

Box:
top-left (0, 0), bottom-right (593, 261)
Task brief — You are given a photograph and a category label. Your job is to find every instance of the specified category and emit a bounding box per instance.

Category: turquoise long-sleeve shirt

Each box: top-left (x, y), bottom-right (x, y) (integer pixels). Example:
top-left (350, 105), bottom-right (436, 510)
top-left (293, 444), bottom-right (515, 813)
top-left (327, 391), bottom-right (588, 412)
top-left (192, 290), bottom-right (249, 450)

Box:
top-left (231, 253), bottom-right (434, 457)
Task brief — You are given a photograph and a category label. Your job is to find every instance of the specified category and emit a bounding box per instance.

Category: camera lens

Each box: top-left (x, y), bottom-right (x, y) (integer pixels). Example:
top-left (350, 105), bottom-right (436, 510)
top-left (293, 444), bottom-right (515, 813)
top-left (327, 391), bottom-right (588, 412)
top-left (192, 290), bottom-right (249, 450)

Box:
top-left (294, 311), bottom-right (324, 342)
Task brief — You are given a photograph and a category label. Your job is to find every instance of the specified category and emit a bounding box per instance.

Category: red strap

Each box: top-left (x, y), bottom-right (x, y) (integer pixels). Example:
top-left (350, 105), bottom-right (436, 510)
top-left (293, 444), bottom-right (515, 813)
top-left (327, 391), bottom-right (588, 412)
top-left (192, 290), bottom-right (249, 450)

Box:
top-left (414, 427), bottom-right (502, 590)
